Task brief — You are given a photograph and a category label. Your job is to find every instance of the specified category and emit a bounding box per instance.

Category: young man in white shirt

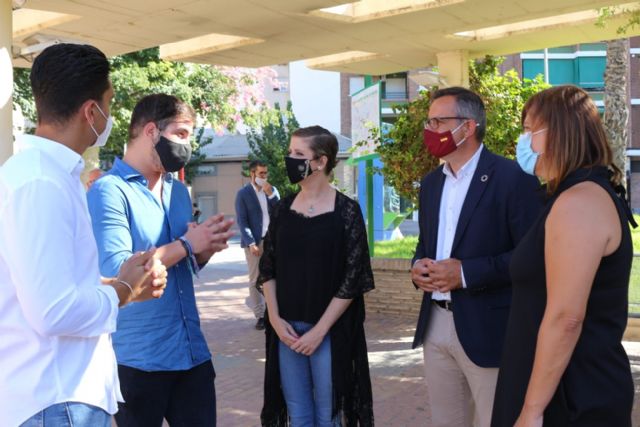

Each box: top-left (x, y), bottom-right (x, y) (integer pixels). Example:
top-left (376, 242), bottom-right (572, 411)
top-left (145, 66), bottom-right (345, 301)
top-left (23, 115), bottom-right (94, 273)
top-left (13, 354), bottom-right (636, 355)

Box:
top-left (0, 43), bottom-right (168, 427)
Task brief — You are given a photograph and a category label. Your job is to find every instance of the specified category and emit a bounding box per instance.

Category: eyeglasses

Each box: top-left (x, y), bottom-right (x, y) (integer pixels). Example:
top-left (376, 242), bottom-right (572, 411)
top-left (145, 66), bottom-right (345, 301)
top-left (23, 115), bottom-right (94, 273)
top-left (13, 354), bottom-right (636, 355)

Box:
top-left (424, 116), bottom-right (469, 130)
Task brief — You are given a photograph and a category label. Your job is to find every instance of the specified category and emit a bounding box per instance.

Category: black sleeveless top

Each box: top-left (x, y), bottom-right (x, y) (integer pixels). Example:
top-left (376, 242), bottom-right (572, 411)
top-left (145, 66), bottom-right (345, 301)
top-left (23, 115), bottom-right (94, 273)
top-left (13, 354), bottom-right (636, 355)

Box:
top-left (492, 167), bottom-right (635, 427)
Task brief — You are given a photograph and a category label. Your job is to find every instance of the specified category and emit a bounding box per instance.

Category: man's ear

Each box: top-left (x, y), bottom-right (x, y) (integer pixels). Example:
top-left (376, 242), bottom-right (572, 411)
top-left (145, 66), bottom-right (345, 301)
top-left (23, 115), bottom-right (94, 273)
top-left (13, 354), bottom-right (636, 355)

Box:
top-left (80, 99), bottom-right (97, 126)
top-left (142, 122), bottom-right (158, 142)
top-left (464, 120), bottom-right (477, 138)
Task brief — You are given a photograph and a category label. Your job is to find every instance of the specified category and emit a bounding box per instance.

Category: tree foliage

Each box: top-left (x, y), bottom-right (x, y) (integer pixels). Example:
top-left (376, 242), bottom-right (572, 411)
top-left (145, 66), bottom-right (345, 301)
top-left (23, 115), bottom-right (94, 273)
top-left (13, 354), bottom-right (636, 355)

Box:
top-left (470, 56), bottom-right (549, 158)
top-left (13, 68), bottom-right (35, 127)
top-left (374, 90), bottom-right (438, 205)
top-left (597, 6), bottom-right (640, 34)
top-left (246, 102), bottom-right (300, 197)
top-left (107, 48), bottom-right (243, 166)
top-left (13, 47), bottom-right (276, 179)
top-left (375, 56), bottom-right (549, 205)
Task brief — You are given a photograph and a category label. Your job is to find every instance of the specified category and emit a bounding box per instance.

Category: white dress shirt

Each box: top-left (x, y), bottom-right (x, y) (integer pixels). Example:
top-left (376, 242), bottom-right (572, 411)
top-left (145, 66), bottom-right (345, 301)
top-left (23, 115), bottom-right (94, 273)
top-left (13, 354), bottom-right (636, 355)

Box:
top-left (432, 145), bottom-right (484, 301)
top-left (0, 135), bottom-right (122, 426)
top-left (252, 183), bottom-right (276, 238)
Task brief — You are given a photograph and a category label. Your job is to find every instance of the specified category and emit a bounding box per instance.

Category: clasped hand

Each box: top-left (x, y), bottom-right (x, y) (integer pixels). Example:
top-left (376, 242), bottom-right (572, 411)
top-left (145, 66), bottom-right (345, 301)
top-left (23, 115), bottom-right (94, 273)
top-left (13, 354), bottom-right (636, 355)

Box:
top-left (115, 248), bottom-right (168, 304)
top-left (411, 257), bottom-right (462, 293)
top-left (272, 317), bottom-right (326, 356)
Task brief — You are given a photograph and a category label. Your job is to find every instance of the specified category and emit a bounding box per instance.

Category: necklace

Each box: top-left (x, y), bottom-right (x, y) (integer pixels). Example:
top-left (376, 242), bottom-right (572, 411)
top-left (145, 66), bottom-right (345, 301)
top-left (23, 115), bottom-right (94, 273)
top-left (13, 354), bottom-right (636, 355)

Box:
top-left (303, 188), bottom-right (330, 215)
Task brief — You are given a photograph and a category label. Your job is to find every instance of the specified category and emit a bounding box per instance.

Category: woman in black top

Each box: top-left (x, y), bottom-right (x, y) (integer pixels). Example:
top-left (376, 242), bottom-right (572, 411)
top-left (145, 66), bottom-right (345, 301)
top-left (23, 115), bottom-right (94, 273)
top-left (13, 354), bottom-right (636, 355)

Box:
top-left (491, 85), bottom-right (636, 427)
top-left (257, 125), bottom-right (374, 427)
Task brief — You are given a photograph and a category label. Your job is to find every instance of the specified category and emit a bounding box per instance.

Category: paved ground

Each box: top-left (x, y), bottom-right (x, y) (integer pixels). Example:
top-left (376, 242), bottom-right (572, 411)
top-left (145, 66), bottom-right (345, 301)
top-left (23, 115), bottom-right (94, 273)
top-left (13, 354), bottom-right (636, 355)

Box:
top-left (198, 244), bottom-right (427, 426)
top-left (145, 243), bottom-right (640, 426)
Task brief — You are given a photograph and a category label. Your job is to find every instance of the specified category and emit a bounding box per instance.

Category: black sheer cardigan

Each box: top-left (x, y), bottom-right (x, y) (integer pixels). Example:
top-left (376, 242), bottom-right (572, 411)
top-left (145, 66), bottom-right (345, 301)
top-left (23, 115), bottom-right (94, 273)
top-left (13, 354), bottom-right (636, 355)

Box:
top-left (257, 191), bottom-right (375, 426)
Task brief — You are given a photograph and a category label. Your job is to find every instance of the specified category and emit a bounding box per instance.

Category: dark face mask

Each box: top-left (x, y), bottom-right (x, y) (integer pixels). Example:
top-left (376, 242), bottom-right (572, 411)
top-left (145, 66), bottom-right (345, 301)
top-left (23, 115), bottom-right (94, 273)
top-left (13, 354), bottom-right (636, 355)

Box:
top-left (284, 156), bottom-right (314, 184)
top-left (155, 136), bottom-right (192, 172)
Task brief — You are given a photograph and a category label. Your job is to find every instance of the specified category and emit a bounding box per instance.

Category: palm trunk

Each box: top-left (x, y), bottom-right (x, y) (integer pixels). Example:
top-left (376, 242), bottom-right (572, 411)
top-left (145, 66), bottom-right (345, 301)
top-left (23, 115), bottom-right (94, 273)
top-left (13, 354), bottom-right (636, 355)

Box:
top-left (603, 38), bottom-right (630, 186)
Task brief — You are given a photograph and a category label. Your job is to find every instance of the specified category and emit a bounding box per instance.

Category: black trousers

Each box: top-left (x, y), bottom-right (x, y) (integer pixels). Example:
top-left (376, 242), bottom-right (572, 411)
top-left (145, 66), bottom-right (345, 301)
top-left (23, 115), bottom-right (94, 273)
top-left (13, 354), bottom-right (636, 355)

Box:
top-left (114, 360), bottom-right (216, 427)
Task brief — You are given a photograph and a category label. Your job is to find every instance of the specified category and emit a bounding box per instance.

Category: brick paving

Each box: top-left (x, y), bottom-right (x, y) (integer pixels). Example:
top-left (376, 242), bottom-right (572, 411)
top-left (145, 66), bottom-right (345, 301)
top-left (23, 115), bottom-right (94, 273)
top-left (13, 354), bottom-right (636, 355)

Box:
top-left (124, 243), bottom-right (640, 426)
top-left (198, 245), bottom-right (428, 426)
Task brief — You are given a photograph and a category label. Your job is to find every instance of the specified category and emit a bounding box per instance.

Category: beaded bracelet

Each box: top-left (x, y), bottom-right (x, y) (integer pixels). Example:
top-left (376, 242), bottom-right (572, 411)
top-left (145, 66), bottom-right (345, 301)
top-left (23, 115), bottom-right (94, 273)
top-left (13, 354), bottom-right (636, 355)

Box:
top-left (178, 236), bottom-right (200, 277)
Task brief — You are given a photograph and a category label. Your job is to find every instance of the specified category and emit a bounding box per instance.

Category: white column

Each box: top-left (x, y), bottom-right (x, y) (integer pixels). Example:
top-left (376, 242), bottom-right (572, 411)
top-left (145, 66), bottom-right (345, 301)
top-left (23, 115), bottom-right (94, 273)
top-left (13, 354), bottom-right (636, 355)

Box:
top-left (0, 0), bottom-right (13, 165)
top-left (436, 50), bottom-right (469, 88)
top-left (81, 146), bottom-right (100, 186)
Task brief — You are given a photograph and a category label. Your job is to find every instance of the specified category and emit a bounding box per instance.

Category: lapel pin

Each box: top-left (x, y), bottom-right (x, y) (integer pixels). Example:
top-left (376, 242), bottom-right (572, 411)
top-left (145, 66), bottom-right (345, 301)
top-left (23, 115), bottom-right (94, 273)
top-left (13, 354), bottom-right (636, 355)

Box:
top-left (480, 174), bottom-right (488, 182)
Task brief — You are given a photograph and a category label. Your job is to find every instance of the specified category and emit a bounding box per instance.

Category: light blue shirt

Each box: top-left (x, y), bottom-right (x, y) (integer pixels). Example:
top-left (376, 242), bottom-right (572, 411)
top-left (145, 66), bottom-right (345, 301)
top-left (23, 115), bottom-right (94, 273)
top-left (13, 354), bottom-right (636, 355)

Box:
top-left (87, 158), bottom-right (210, 371)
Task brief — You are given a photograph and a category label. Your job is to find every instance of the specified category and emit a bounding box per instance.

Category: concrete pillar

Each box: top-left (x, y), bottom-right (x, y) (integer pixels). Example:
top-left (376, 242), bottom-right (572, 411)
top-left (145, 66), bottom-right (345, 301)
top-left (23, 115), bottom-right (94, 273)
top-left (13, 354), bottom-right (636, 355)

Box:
top-left (81, 146), bottom-right (101, 187)
top-left (436, 50), bottom-right (469, 88)
top-left (0, 0), bottom-right (13, 165)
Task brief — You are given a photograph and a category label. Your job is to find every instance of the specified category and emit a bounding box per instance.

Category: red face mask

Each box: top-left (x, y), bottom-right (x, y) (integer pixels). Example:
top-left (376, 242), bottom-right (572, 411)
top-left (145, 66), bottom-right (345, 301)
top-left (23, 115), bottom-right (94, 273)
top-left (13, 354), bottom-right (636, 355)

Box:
top-left (423, 121), bottom-right (467, 158)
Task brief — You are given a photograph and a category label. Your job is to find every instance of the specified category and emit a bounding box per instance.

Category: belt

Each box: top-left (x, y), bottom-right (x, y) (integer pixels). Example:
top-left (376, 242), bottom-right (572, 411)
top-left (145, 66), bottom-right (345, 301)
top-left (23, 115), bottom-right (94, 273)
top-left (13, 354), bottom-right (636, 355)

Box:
top-left (432, 299), bottom-right (453, 311)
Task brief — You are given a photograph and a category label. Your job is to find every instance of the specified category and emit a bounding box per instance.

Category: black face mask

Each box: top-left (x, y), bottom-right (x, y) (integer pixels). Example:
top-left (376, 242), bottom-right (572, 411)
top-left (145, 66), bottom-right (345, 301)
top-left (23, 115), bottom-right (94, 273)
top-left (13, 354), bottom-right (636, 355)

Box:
top-left (155, 136), bottom-right (192, 172)
top-left (284, 156), bottom-right (314, 184)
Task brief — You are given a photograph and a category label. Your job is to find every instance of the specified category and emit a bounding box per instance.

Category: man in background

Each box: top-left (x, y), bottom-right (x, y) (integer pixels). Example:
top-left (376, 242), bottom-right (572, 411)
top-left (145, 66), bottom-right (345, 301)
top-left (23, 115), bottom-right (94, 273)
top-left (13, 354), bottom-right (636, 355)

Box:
top-left (235, 160), bottom-right (280, 330)
top-left (86, 167), bottom-right (103, 190)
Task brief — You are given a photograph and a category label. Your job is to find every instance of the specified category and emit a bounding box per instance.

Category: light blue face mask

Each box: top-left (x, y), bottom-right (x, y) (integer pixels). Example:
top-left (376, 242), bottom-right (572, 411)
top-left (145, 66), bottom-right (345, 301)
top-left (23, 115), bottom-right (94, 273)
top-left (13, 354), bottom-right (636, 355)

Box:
top-left (516, 129), bottom-right (546, 176)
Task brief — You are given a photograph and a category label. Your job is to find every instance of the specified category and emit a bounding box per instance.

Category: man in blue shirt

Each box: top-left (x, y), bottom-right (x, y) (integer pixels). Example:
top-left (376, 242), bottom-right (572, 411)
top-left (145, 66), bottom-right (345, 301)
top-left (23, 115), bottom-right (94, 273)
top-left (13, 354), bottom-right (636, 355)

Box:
top-left (88, 94), bottom-right (234, 426)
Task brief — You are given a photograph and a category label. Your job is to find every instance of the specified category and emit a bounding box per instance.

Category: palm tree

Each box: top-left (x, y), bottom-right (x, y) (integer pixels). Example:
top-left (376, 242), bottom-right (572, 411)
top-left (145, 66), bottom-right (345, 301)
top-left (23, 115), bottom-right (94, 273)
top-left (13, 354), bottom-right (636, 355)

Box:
top-left (603, 38), bottom-right (630, 185)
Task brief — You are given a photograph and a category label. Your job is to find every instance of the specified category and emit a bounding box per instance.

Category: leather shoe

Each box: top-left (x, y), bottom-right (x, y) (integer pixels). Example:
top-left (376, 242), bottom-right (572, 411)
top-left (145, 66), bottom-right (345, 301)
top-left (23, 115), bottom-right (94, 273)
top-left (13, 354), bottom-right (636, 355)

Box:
top-left (255, 317), bottom-right (265, 330)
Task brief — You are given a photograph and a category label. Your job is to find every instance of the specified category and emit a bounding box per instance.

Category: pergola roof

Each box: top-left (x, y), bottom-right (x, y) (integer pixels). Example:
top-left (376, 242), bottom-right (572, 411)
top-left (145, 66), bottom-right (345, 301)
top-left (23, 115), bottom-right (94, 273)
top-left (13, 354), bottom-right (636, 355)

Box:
top-left (11, 0), bottom-right (640, 73)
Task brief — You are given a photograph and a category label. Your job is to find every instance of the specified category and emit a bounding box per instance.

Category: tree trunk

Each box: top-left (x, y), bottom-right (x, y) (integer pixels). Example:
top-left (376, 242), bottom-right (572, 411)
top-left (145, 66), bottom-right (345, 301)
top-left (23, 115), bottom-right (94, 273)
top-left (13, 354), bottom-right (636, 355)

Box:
top-left (603, 38), bottom-right (630, 186)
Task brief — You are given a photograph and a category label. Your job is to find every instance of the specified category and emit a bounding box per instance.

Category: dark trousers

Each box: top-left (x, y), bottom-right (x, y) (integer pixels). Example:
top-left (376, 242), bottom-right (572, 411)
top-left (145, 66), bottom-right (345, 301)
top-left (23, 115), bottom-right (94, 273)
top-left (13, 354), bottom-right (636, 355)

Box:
top-left (114, 360), bottom-right (216, 427)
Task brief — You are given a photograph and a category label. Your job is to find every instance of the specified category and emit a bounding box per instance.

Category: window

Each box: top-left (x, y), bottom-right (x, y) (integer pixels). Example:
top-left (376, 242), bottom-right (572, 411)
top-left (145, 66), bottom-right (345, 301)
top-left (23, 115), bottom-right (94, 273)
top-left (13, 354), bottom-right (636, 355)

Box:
top-left (195, 194), bottom-right (218, 222)
top-left (382, 73), bottom-right (408, 100)
top-left (349, 76), bottom-right (365, 95)
top-left (196, 165), bottom-right (217, 176)
top-left (274, 78), bottom-right (289, 92)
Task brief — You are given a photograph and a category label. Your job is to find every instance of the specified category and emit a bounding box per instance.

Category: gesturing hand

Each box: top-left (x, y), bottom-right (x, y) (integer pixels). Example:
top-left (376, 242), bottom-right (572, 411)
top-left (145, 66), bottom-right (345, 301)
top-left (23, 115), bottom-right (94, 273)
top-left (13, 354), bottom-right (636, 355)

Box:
top-left (262, 182), bottom-right (274, 197)
top-left (184, 213), bottom-right (235, 255)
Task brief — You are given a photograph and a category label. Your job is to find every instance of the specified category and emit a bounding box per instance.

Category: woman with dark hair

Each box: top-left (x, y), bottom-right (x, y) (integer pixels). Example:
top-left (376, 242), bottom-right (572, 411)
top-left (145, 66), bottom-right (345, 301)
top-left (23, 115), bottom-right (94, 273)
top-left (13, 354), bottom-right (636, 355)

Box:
top-left (491, 85), bottom-right (636, 427)
top-left (258, 125), bottom-right (374, 426)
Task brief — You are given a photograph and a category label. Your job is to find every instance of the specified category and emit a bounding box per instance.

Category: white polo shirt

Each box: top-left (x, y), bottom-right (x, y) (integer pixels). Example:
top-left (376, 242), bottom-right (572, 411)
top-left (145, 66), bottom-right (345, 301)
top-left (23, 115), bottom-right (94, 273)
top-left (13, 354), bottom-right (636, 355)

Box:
top-left (0, 135), bottom-right (122, 426)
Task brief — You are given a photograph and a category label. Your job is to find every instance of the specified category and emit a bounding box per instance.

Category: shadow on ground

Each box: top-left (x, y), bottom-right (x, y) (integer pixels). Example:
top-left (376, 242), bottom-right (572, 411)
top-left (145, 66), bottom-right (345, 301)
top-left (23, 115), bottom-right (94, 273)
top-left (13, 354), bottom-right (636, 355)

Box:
top-left (150, 246), bottom-right (640, 427)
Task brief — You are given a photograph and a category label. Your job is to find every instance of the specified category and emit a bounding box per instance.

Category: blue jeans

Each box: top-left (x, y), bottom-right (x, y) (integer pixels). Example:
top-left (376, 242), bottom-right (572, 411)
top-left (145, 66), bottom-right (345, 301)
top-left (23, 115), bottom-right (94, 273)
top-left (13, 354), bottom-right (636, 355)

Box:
top-left (20, 402), bottom-right (110, 427)
top-left (278, 321), bottom-right (339, 427)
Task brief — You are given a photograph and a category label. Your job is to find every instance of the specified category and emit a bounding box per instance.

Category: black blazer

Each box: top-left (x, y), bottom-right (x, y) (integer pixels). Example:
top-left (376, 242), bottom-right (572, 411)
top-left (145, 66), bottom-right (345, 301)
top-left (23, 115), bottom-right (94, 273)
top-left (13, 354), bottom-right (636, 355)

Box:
top-left (412, 147), bottom-right (542, 368)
